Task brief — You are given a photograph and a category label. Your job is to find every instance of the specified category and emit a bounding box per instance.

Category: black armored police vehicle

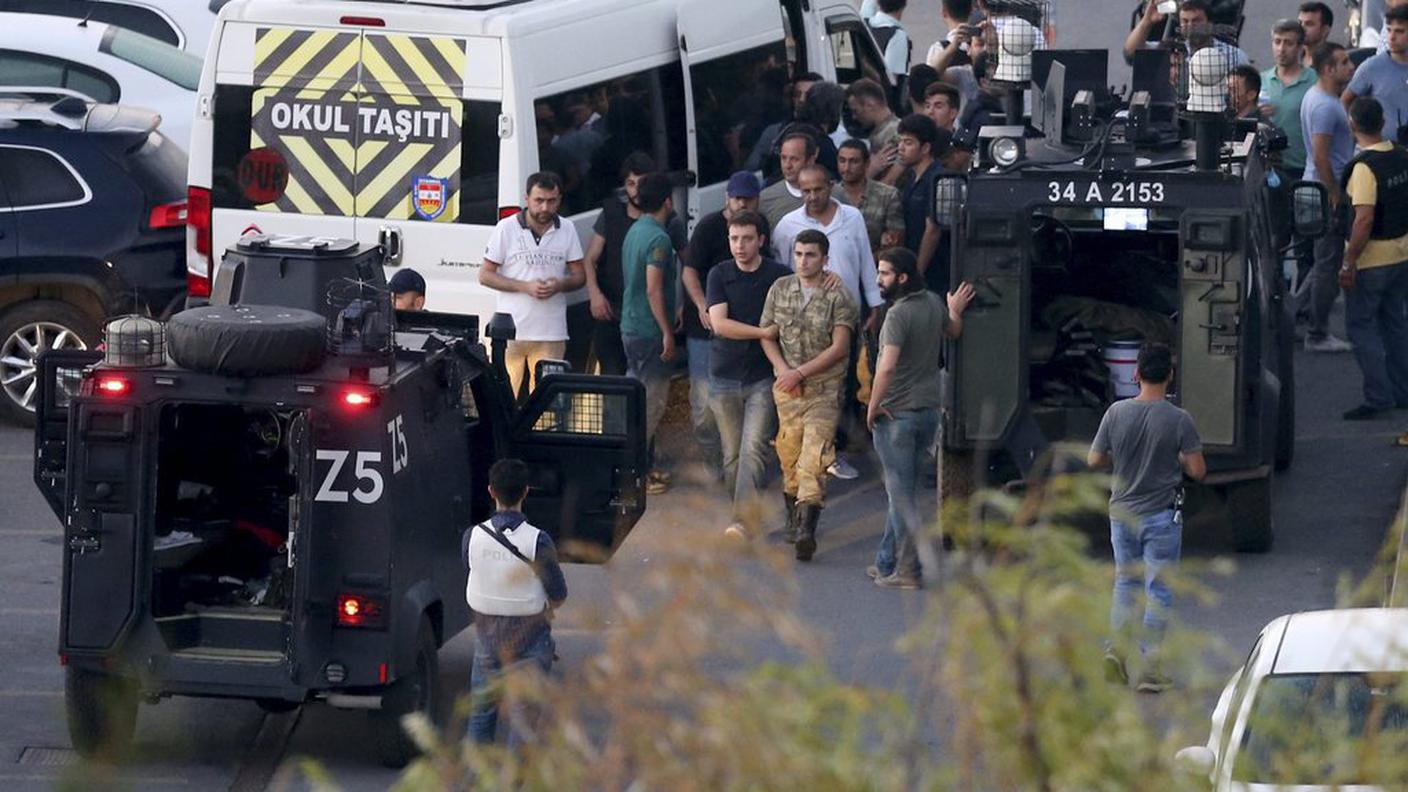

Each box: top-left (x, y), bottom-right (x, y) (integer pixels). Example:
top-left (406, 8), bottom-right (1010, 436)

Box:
top-left (32, 235), bottom-right (648, 766)
top-left (934, 37), bottom-right (1331, 551)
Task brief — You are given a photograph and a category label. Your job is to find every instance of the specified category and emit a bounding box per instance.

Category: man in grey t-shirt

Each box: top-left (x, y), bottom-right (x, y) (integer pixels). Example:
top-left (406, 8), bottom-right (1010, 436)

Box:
top-left (1300, 43), bottom-right (1358, 354)
top-left (866, 248), bottom-right (973, 590)
top-left (1088, 344), bottom-right (1205, 693)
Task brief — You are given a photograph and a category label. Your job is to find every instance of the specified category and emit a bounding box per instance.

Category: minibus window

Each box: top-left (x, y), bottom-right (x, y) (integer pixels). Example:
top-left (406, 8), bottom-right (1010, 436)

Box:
top-left (687, 40), bottom-right (790, 188)
top-left (535, 65), bottom-right (687, 216)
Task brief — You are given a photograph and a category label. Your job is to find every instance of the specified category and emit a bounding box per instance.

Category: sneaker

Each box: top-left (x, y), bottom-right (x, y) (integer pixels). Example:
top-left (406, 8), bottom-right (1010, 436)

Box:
top-left (1135, 671), bottom-right (1173, 694)
top-left (1395, 431), bottom-right (1408, 448)
top-left (827, 455), bottom-right (859, 480)
top-left (646, 471), bottom-right (670, 495)
top-left (1103, 649), bottom-right (1129, 685)
top-left (1343, 404), bottom-right (1388, 421)
top-left (874, 572), bottom-right (923, 590)
top-left (865, 565), bottom-right (885, 580)
top-left (1305, 334), bottom-right (1353, 353)
top-left (723, 523), bottom-right (748, 541)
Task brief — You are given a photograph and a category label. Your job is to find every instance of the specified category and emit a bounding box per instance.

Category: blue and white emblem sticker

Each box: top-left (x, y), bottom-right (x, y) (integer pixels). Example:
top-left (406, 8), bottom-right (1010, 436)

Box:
top-left (412, 175), bottom-right (448, 220)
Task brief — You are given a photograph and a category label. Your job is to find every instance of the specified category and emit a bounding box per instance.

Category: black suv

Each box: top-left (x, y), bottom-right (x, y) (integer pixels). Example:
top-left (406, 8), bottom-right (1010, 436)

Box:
top-left (0, 93), bottom-right (186, 423)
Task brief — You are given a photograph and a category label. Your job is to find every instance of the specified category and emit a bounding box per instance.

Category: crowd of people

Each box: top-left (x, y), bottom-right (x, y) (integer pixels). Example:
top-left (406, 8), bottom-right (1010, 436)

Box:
top-left (453, 0), bottom-right (1408, 740)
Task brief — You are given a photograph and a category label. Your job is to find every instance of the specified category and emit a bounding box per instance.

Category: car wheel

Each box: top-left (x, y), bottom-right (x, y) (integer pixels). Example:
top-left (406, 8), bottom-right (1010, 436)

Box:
top-left (371, 617), bottom-right (438, 768)
top-left (0, 301), bottom-right (100, 426)
top-left (65, 666), bottom-right (138, 762)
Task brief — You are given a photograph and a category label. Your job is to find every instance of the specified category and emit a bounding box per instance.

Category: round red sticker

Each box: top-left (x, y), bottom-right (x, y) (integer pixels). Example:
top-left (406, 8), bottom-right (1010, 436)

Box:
top-left (236, 147), bottom-right (289, 205)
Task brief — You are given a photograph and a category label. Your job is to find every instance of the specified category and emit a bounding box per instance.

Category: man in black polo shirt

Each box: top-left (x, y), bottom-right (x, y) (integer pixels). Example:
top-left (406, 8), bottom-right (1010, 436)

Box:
top-left (705, 210), bottom-right (790, 540)
top-left (683, 171), bottom-right (768, 478)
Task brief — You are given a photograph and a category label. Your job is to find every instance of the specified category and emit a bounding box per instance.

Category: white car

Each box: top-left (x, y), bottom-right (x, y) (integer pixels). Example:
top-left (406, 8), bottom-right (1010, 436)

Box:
top-left (0, 0), bottom-right (227, 56)
top-left (0, 12), bottom-right (199, 151)
top-left (1177, 608), bottom-right (1408, 790)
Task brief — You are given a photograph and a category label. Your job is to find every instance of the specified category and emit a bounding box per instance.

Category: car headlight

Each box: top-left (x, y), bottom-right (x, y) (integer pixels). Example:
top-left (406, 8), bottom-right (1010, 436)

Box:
top-left (991, 137), bottom-right (1022, 167)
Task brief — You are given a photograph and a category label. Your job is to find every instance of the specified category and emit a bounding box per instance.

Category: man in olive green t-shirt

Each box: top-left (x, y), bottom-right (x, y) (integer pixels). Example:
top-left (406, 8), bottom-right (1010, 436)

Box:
top-left (865, 248), bottom-right (973, 590)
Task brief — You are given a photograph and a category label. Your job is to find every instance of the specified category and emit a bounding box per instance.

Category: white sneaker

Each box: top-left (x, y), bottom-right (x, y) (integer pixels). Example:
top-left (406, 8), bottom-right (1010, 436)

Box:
top-left (1305, 334), bottom-right (1353, 353)
top-left (723, 523), bottom-right (748, 541)
top-left (827, 455), bottom-right (859, 480)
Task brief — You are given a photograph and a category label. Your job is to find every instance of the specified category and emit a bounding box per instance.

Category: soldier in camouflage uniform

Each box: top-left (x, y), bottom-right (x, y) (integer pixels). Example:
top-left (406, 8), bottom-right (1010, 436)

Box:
top-left (760, 228), bottom-right (860, 561)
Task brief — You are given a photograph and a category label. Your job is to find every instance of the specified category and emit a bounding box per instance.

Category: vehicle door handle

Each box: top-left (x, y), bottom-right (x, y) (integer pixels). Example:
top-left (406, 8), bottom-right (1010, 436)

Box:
top-left (379, 225), bottom-right (403, 266)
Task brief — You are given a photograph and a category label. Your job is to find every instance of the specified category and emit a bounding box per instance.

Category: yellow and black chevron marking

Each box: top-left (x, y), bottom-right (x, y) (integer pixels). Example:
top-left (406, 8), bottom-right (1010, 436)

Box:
top-left (248, 27), bottom-right (467, 221)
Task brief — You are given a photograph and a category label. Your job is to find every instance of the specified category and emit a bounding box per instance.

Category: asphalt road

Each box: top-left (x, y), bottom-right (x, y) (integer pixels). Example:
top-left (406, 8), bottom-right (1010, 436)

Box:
top-left (0, 2), bottom-right (1390, 788)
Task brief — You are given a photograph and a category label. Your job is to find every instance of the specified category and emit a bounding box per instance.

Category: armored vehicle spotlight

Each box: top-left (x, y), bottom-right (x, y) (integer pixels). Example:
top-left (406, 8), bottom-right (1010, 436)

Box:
top-left (991, 136), bottom-right (1023, 167)
top-left (1186, 46), bottom-right (1231, 115)
top-left (993, 17), bottom-right (1039, 83)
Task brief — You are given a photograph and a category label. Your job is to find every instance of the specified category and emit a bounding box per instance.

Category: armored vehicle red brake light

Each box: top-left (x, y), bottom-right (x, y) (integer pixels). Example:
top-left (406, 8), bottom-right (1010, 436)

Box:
top-left (341, 388), bottom-right (378, 409)
top-left (96, 376), bottom-right (131, 396)
top-left (340, 15), bottom-right (385, 26)
top-left (336, 594), bottom-right (384, 628)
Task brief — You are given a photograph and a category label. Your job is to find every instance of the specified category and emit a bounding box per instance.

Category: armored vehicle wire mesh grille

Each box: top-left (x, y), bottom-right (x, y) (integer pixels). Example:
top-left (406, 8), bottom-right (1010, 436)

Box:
top-left (530, 391), bottom-right (629, 437)
top-left (103, 315), bottom-right (166, 368)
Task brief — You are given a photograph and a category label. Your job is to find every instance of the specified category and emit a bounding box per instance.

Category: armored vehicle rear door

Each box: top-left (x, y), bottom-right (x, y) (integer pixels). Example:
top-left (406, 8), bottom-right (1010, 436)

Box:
top-left (944, 182), bottom-right (1027, 449)
top-left (1179, 209), bottom-right (1247, 449)
top-left (508, 373), bottom-right (647, 563)
top-left (33, 350), bottom-right (102, 519)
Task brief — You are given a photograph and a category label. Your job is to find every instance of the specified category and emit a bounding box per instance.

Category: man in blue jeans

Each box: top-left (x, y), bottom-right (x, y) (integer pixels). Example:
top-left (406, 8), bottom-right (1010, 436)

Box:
top-left (620, 172), bottom-right (680, 494)
top-left (464, 458), bottom-right (567, 745)
top-left (705, 210), bottom-right (790, 540)
top-left (1087, 344), bottom-right (1205, 693)
top-left (865, 248), bottom-right (972, 590)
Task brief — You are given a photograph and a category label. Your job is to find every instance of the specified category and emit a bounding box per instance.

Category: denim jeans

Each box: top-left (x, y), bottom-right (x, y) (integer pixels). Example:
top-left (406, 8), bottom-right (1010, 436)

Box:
top-left (1306, 228), bottom-right (1345, 339)
top-left (1345, 260), bottom-right (1408, 410)
top-left (872, 408), bottom-right (939, 578)
top-left (687, 337), bottom-right (721, 470)
top-left (623, 334), bottom-right (672, 467)
top-left (1109, 509), bottom-right (1181, 658)
top-left (468, 629), bottom-right (555, 746)
top-left (709, 377), bottom-right (776, 526)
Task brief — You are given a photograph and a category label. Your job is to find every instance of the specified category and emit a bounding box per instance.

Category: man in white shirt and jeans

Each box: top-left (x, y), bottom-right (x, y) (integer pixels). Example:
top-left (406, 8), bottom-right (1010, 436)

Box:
top-left (772, 164), bottom-right (883, 480)
top-left (480, 172), bottom-right (585, 398)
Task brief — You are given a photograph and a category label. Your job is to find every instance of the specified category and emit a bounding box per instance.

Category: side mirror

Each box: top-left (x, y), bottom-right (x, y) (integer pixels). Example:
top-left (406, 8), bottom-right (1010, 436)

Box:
top-left (932, 174), bottom-right (968, 228)
top-left (1291, 180), bottom-right (1330, 239)
top-left (1173, 745), bottom-right (1216, 777)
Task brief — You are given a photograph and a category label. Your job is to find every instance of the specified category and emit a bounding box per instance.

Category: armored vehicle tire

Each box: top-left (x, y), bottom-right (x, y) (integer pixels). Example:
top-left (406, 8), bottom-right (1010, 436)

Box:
top-left (372, 617), bottom-right (438, 769)
top-left (1226, 477), bottom-right (1275, 553)
top-left (65, 666), bottom-right (138, 762)
top-left (0, 300), bottom-right (99, 426)
top-left (166, 305), bottom-right (326, 377)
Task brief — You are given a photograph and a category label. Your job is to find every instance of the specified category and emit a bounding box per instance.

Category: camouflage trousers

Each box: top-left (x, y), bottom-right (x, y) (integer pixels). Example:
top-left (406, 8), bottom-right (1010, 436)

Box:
top-left (773, 380), bottom-right (841, 506)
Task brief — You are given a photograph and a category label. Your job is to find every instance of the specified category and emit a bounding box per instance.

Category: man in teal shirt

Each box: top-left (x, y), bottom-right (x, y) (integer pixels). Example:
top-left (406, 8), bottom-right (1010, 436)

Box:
top-left (620, 171), bottom-right (679, 493)
top-left (1261, 18), bottom-right (1316, 174)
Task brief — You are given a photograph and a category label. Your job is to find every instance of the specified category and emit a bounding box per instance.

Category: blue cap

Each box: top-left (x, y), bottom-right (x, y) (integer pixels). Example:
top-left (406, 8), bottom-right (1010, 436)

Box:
top-left (725, 170), bottom-right (762, 198)
top-left (388, 268), bottom-right (426, 296)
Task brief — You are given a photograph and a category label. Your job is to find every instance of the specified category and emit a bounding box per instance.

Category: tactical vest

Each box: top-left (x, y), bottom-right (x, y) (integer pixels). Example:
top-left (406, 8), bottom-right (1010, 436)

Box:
top-left (1340, 144), bottom-right (1408, 240)
top-left (464, 520), bottom-right (547, 617)
top-left (866, 20), bottom-right (912, 73)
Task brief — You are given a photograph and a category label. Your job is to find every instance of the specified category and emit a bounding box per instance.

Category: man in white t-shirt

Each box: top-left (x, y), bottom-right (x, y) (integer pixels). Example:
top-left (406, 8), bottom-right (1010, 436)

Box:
top-left (480, 171), bottom-right (585, 397)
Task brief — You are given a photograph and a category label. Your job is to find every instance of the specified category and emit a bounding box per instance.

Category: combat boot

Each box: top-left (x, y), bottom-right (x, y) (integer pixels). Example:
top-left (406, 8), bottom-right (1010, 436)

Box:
top-left (794, 503), bottom-right (821, 561)
top-left (780, 493), bottom-right (799, 543)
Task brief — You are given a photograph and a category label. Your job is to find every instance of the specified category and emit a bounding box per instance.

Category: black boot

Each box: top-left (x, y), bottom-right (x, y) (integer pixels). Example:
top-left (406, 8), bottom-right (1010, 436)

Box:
top-left (794, 503), bottom-right (821, 561)
top-left (780, 493), bottom-right (799, 543)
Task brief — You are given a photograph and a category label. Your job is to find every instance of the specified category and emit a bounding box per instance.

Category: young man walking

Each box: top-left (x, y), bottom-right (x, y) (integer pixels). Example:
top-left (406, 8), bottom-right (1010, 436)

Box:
top-left (1087, 345), bottom-right (1206, 693)
top-left (836, 140), bottom-right (905, 255)
top-left (620, 172), bottom-right (680, 494)
top-left (682, 171), bottom-right (767, 478)
top-left (705, 211), bottom-right (791, 540)
top-left (1340, 97), bottom-right (1408, 421)
top-left (894, 114), bottom-right (949, 293)
top-left (866, 248), bottom-right (973, 590)
top-left (760, 230), bottom-right (859, 560)
top-left (480, 172), bottom-right (585, 398)
top-left (464, 458), bottom-right (567, 745)
top-left (1301, 43), bottom-right (1358, 353)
